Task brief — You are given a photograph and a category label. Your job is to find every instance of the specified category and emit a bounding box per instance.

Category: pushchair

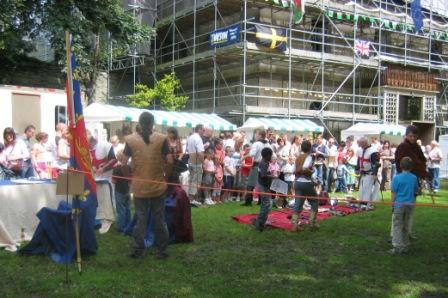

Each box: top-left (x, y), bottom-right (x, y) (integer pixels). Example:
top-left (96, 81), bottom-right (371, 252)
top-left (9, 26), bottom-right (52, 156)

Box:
top-left (0, 164), bottom-right (16, 180)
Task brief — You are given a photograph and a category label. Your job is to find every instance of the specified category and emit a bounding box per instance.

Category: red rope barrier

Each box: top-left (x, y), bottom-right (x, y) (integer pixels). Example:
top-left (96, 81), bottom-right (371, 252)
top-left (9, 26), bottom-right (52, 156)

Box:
top-left (60, 167), bottom-right (448, 209)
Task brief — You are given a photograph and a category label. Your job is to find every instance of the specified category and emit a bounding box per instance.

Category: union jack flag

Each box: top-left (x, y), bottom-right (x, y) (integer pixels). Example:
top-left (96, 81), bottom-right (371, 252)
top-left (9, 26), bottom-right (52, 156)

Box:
top-left (355, 39), bottom-right (371, 57)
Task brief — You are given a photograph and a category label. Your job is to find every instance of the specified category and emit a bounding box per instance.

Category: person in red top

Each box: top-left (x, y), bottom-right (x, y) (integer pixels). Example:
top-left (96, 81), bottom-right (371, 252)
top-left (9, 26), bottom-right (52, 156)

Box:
top-left (239, 144), bottom-right (253, 203)
top-left (214, 138), bottom-right (225, 166)
top-left (87, 131), bottom-right (117, 178)
top-left (336, 141), bottom-right (346, 165)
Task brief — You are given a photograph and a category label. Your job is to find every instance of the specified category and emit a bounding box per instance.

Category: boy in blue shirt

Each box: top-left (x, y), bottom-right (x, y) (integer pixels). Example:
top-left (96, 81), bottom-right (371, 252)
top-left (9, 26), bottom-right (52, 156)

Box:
top-left (390, 157), bottom-right (419, 254)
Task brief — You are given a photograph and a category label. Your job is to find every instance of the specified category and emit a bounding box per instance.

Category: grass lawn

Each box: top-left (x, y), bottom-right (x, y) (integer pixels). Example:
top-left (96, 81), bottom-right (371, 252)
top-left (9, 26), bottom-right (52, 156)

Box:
top-left (1, 182), bottom-right (448, 297)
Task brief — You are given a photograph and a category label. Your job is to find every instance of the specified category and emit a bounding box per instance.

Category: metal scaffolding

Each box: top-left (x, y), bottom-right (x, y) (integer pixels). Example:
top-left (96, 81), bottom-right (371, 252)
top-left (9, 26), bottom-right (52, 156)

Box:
top-left (148, 0), bottom-right (448, 136)
top-left (108, 0), bottom-right (157, 98)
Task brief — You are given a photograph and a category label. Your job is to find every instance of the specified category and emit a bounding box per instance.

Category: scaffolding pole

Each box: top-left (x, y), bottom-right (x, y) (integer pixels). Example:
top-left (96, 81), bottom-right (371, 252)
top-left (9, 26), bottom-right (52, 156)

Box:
top-left (242, 0), bottom-right (248, 122)
top-left (192, 0), bottom-right (197, 111)
top-left (287, 4), bottom-right (293, 119)
top-left (352, 2), bottom-right (356, 124)
top-left (213, 0), bottom-right (218, 113)
top-left (378, 0), bottom-right (383, 121)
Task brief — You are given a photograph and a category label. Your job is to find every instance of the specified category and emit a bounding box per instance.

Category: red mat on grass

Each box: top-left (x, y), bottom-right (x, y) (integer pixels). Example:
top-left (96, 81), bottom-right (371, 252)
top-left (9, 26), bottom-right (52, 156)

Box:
top-left (232, 205), bottom-right (368, 231)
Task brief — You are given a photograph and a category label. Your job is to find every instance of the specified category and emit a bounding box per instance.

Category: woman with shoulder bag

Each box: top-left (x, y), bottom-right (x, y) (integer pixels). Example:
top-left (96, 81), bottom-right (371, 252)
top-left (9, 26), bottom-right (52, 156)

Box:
top-left (291, 140), bottom-right (320, 231)
top-left (2, 127), bottom-right (29, 178)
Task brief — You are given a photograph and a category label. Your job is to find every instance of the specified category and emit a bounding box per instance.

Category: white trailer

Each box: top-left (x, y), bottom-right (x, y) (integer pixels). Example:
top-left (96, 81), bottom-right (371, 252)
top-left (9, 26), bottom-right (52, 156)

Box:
top-left (0, 85), bottom-right (67, 143)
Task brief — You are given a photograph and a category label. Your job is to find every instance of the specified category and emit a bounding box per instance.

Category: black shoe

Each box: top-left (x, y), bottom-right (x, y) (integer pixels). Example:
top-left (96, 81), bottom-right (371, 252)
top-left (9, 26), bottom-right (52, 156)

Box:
top-left (129, 251), bottom-right (145, 259)
top-left (156, 252), bottom-right (169, 260)
top-left (250, 218), bottom-right (264, 232)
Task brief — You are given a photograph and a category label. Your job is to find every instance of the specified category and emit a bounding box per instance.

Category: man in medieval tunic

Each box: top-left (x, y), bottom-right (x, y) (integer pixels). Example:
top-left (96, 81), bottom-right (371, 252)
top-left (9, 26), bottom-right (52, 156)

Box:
top-left (357, 137), bottom-right (381, 210)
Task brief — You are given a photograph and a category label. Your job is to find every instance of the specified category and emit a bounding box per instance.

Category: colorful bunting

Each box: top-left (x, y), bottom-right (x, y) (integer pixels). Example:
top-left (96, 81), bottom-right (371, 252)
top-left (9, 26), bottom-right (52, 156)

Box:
top-left (267, 1), bottom-right (447, 42)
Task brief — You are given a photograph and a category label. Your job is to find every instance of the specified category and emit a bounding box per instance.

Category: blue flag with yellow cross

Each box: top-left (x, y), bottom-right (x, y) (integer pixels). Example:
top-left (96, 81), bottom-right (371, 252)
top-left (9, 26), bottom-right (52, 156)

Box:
top-left (255, 24), bottom-right (287, 51)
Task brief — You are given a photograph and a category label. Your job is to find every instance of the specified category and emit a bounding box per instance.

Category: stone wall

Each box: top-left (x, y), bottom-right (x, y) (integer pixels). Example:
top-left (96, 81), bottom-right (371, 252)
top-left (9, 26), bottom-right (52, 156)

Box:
top-left (0, 58), bottom-right (64, 89)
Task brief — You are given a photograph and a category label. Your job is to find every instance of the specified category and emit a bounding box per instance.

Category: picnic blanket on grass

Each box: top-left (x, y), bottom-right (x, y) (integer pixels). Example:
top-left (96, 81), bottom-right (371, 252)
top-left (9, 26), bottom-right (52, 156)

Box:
top-left (232, 205), bottom-right (368, 231)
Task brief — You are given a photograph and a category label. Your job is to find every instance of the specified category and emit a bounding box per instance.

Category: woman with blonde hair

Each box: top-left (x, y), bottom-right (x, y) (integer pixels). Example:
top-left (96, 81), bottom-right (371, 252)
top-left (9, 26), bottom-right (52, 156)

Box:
top-left (32, 132), bottom-right (52, 179)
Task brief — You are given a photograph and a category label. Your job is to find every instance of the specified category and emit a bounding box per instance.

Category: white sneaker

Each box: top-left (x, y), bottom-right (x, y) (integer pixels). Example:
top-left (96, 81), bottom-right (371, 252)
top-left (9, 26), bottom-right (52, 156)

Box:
top-left (191, 200), bottom-right (202, 206)
top-left (205, 198), bottom-right (215, 205)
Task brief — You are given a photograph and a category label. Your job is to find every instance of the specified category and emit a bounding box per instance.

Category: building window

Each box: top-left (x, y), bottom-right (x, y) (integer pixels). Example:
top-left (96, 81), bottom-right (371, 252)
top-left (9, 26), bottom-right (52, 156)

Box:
top-left (399, 95), bottom-right (422, 122)
top-left (55, 105), bottom-right (67, 127)
top-left (423, 96), bottom-right (436, 121)
top-left (384, 92), bottom-right (398, 124)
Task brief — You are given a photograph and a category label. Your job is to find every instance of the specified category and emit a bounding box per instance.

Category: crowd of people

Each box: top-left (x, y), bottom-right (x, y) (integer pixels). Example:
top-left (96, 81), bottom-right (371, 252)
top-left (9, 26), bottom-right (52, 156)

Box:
top-left (0, 121), bottom-right (445, 256)
top-left (180, 125), bottom-right (444, 207)
top-left (1, 122), bottom-right (444, 206)
top-left (0, 124), bottom-right (70, 179)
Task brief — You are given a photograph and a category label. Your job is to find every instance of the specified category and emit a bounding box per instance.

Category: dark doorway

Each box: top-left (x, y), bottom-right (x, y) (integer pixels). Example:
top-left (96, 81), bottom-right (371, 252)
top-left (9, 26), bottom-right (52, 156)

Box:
top-left (399, 95), bottom-right (422, 122)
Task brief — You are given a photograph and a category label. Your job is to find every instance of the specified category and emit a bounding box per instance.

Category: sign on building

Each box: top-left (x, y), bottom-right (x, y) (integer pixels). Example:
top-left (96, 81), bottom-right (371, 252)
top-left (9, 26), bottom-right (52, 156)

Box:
top-left (209, 25), bottom-right (240, 47)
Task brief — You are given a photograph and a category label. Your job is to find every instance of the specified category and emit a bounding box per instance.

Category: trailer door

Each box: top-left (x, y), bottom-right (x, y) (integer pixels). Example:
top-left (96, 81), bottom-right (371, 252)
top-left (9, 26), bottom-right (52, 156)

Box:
top-left (12, 93), bottom-right (41, 134)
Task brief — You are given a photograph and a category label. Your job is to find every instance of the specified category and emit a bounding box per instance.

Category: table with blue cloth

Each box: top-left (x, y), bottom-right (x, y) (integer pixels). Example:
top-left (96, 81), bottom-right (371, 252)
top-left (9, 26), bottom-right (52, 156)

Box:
top-left (0, 179), bottom-right (114, 252)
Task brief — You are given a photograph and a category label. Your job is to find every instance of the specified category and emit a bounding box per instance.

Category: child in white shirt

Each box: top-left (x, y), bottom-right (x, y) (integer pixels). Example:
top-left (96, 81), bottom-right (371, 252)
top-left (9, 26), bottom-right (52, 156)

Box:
top-left (223, 146), bottom-right (236, 202)
top-left (281, 156), bottom-right (296, 207)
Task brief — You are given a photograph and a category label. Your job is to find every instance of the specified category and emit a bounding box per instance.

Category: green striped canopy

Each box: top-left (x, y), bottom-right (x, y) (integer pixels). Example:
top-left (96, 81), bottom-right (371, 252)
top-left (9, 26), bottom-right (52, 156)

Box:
top-left (84, 103), bottom-right (236, 131)
top-left (239, 117), bottom-right (324, 133)
top-left (341, 122), bottom-right (406, 138)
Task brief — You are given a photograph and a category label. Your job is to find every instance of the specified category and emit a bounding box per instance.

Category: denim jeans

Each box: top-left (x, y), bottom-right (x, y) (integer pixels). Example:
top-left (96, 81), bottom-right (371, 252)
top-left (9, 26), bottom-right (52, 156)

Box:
top-left (115, 191), bottom-right (131, 232)
top-left (255, 184), bottom-right (272, 229)
top-left (391, 164), bottom-right (396, 182)
top-left (293, 181), bottom-right (318, 213)
top-left (21, 159), bottom-right (34, 178)
top-left (315, 164), bottom-right (325, 187)
top-left (428, 167), bottom-right (440, 190)
top-left (326, 167), bottom-right (335, 192)
top-left (133, 194), bottom-right (169, 255)
top-left (335, 176), bottom-right (347, 193)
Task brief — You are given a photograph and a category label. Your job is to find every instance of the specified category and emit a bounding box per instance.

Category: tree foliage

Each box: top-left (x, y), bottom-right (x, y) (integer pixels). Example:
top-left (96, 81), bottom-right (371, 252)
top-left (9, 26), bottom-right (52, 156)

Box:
top-left (0, 0), bottom-right (153, 103)
top-left (0, 0), bottom-right (42, 59)
top-left (128, 73), bottom-right (189, 111)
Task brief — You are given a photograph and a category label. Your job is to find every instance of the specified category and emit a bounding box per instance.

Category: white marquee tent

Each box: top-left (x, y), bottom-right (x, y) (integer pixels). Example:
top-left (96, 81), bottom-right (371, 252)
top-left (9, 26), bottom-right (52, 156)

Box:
top-left (238, 117), bottom-right (324, 133)
top-left (84, 103), bottom-right (236, 137)
top-left (341, 122), bottom-right (406, 144)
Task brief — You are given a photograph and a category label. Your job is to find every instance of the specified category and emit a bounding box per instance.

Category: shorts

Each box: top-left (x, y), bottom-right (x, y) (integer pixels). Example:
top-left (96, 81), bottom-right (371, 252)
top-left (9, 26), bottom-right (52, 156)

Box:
top-left (188, 164), bottom-right (203, 196)
top-left (239, 175), bottom-right (249, 189)
top-left (223, 175), bottom-right (234, 190)
top-left (202, 172), bottom-right (214, 186)
top-left (212, 186), bottom-right (222, 197)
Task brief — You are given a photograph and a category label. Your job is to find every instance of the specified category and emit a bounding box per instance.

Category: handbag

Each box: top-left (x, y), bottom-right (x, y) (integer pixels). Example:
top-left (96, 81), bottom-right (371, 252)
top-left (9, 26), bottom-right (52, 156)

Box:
top-left (8, 159), bottom-right (23, 172)
top-left (173, 158), bottom-right (188, 173)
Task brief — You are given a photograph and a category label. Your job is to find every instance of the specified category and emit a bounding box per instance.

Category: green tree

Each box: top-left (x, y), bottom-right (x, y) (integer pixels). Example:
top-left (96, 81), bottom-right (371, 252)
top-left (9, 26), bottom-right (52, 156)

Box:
top-left (0, 0), bottom-right (153, 104)
top-left (0, 0), bottom-right (42, 60)
top-left (128, 73), bottom-right (189, 111)
top-left (41, 0), bottom-right (153, 104)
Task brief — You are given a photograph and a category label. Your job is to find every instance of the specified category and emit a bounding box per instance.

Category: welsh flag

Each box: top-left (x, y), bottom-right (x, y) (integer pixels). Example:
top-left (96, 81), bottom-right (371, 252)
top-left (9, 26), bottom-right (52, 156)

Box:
top-left (291, 0), bottom-right (305, 24)
top-left (273, 0), bottom-right (305, 24)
